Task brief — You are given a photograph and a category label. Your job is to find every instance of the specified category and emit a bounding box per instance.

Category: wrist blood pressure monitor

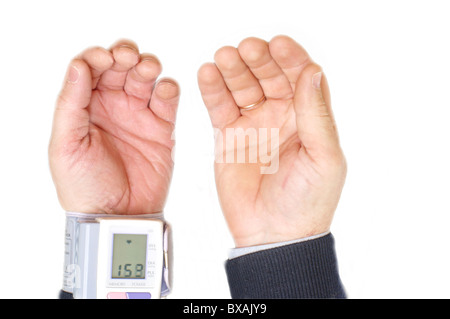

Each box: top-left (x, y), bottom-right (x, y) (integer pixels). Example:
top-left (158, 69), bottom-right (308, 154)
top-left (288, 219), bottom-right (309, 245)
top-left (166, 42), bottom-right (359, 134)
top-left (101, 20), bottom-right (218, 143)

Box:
top-left (60, 212), bottom-right (171, 299)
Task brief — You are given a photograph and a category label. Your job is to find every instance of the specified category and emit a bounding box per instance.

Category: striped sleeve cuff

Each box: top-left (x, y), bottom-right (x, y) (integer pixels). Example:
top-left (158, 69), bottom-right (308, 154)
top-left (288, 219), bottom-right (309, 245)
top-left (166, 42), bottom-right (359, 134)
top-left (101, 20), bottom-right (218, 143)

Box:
top-left (225, 233), bottom-right (346, 299)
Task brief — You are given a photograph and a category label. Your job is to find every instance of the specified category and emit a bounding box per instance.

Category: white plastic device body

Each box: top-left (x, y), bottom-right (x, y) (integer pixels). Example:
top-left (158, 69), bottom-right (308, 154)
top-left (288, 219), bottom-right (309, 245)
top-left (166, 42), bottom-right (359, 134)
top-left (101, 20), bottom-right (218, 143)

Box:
top-left (62, 212), bottom-right (171, 299)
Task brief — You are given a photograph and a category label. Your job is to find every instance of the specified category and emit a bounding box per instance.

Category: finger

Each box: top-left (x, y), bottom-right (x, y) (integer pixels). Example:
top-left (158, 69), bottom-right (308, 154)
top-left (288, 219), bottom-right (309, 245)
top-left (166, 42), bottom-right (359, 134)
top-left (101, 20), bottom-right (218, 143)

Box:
top-left (51, 59), bottom-right (92, 151)
top-left (124, 53), bottom-right (162, 108)
top-left (149, 78), bottom-right (180, 124)
top-left (97, 39), bottom-right (140, 90)
top-left (109, 40), bottom-right (140, 72)
top-left (269, 35), bottom-right (312, 91)
top-left (238, 37), bottom-right (292, 100)
top-left (197, 62), bottom-right (241, 129)
top-left (76, 46), bottom-right (114, 89)
top-left (214, 46), bottom-right (264, 108)
top-left (294, 63), bottom-right (340, 160)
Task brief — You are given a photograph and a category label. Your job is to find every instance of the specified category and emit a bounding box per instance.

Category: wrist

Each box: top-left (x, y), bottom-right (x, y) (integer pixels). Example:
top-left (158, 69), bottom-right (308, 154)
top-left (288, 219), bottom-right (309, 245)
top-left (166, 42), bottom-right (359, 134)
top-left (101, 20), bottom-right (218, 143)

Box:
top-left (229, 230), bottom-right (330, 259)
top-left (232, 224), bottom-right (332, 248)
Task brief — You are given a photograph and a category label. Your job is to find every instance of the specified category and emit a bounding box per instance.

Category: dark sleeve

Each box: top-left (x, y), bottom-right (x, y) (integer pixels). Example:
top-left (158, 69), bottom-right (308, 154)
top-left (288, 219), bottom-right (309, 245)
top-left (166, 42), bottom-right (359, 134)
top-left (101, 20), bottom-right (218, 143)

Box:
top-left (224, 233), bottom-right (346, 299)
top-left (59, 290), bottom-right (74, 299)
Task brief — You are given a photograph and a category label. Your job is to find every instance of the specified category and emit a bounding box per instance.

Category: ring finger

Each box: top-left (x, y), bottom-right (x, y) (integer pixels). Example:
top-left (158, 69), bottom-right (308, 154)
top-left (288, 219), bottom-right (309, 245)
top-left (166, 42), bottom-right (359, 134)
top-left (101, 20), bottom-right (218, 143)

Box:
top-left (214, 46), bottom-right (264, 109)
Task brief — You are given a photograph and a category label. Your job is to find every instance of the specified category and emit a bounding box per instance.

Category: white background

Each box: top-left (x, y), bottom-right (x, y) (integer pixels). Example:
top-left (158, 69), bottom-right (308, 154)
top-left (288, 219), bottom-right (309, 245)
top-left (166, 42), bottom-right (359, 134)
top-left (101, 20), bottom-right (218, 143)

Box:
top-left (0, 0), bottom-right (449, 299)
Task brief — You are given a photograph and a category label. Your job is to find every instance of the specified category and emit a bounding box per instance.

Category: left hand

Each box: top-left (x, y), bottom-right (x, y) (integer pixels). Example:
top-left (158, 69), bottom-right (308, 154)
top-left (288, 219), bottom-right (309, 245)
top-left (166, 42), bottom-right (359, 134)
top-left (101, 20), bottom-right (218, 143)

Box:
top-left (49, 40), bottom-right (180, 214)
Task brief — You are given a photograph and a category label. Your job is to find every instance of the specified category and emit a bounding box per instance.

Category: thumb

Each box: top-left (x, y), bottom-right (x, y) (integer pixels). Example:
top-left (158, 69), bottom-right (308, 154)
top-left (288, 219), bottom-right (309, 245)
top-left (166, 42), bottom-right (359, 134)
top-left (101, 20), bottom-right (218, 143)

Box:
top-left (50, 59), bottom-right (92, 153)
top-left (293, 63), bottom-right (341, 160)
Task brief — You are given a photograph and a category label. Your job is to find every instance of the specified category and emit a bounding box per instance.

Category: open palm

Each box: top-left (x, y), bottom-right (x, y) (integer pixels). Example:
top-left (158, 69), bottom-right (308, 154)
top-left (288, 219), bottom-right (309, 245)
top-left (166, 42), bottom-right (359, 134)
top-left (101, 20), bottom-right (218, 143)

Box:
top-left (49, 40), bottom-right (180, 214)
top-left (198, 36), bottom-right (346, 247)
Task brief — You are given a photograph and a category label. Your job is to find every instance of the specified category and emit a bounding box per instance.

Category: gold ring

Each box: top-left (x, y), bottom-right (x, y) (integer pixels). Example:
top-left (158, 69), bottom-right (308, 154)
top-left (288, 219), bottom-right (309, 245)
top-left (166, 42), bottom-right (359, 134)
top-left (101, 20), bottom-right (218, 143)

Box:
top-left (238, 96), bottom-right (266, 111)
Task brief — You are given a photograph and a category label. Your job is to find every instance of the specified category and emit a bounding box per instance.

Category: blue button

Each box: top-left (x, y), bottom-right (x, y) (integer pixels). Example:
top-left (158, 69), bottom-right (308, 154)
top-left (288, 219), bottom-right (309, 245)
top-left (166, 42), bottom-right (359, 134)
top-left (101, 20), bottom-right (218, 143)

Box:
top-left (126, 292), bottom-right (151, 299)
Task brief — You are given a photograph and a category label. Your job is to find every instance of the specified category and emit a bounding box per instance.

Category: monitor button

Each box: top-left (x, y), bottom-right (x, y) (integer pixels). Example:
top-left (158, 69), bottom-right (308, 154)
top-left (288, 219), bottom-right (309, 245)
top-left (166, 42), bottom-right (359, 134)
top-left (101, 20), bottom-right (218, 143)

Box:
top-left (107, 292), bottom-right (127, 299)
top-left (126, 292), bottom-right (151, 299)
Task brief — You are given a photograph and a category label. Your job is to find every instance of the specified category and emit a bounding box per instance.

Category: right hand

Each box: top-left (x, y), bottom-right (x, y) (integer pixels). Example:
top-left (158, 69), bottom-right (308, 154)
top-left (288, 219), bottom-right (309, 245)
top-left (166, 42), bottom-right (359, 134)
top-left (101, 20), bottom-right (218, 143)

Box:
top-left (198, 35), bottom-right (346, 247)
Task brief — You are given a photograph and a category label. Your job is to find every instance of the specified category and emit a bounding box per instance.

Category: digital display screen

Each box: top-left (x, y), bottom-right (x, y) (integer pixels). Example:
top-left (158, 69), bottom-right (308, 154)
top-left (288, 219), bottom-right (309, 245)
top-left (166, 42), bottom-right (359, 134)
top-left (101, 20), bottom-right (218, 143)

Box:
top-left (111, 234), bottom-right (147, 279)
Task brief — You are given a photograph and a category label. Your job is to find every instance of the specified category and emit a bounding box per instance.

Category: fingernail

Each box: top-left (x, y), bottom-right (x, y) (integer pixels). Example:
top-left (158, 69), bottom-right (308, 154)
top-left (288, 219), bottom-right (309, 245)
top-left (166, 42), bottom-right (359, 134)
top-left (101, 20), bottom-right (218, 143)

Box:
top-left (67, 65), bottom-right (80, 84)
top-left (118, 44), bottom-right (138, 52)
top-left (312, 72), bottom-right (322, 89)
top-left (141, 56), bottom-right (156, 62)
top-left (156, 81), bottom-right (179, 100)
